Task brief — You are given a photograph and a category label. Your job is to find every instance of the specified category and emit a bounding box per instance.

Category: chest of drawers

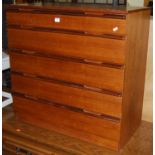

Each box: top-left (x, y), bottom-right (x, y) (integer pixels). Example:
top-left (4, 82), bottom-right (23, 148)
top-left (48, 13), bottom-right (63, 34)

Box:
top-left (6, 3), bottom-right (150, 151)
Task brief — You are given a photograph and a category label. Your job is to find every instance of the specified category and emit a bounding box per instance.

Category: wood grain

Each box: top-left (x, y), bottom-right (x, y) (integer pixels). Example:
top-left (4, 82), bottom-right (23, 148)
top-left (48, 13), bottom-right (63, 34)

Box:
top-left (10, 51), bottom-right (124, 93)
top-left (120, 10), bottom-right (150, 149)
top-left (3, 105), bottom-right (153, 155)
top-left (8, 28), bottom-right (126, 65)
top-left (7, 4), bottom-right (150, 151)
top-left (7, 12), bottom-right (126, 35)
top-left (11, 74), bottom-right (122, 118)
top-left (13, 96), bottom-right (120, 150)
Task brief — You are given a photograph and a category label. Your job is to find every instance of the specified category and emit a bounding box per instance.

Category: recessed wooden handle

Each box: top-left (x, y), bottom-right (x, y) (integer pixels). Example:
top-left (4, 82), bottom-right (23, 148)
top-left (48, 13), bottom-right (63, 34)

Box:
top-left (83, 59), bottom-right (103, 64)
top-left (23, 73), bottom-right (37, 78)
top-left (18, 8), bottom-right (34, 12)
top-left (20, 25), bottom-right (33, 29)
top-left (83, 85), bottom-right (102, 92)
top-left (21, 50), bottom-right (36, 55)
top-left (83, 109), bottom-right (102, 116)
top-left (24, 94), bottom-right (38, 100)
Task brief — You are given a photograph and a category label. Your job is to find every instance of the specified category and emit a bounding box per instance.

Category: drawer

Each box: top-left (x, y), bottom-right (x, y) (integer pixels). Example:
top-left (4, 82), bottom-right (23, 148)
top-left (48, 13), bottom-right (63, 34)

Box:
top-left (12, 74), bottom-right (122, 118)
top-left (7, 12), bottom-right (126, 35)
top-left (8, 28), bottom-right (126, 65)
top-left (13, 95), bottom-right (120, 150)
top-left (10, 51), bottom-right (124, 93)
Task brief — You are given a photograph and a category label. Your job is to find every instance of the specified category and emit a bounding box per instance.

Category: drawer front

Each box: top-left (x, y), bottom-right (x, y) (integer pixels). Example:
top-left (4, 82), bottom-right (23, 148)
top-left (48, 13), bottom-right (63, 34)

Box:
top-left (7, 12), bottom-right (126, 35)
top-left (14, 95), bottom-right (120, 150)
top-left (12, 74), bottom-right (122, 118)
top-left (10, 52), bottom-right (124, 93)
top-left (8, 28), bottom-right (126, 65)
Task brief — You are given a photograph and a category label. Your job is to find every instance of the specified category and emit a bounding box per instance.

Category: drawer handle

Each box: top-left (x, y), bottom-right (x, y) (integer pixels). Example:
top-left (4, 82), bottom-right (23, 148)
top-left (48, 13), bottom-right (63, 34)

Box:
top-left (21, 50), bottom-right (36, 55)
top-left (54, 17), bottom-right (61, 23)
top-left (113, 27), bottom-right (119, 32)
top-left (83, 59), bottom-right (103, 65)
top-left (83, 85), bottom-right (102, 92)
top-left (23, 73), bottom-right (37, 78)
top-left (24, 94), bottom-right (38, 100)
top-left (16, 147), bottom-right (32, 155)
top-left (83, 109), bottom-right (102, 116)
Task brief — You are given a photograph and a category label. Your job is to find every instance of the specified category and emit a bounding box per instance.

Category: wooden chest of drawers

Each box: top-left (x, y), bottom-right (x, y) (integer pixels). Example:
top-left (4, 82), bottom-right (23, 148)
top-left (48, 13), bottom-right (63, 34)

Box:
top-left (6, 3), bottom-right (150, 151)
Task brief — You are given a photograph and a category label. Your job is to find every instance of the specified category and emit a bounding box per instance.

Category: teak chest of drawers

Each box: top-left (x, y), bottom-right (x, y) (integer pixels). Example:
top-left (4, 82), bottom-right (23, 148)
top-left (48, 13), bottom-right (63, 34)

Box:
top-left (6, 3), bottom-right (150, 151)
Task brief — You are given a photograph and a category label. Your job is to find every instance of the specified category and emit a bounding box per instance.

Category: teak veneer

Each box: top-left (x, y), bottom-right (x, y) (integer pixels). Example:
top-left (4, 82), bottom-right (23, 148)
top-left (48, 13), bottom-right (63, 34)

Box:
top-left (6, 3), bottom-right (150, 151)
top-left (2, 106), bottom-right (153, 155)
